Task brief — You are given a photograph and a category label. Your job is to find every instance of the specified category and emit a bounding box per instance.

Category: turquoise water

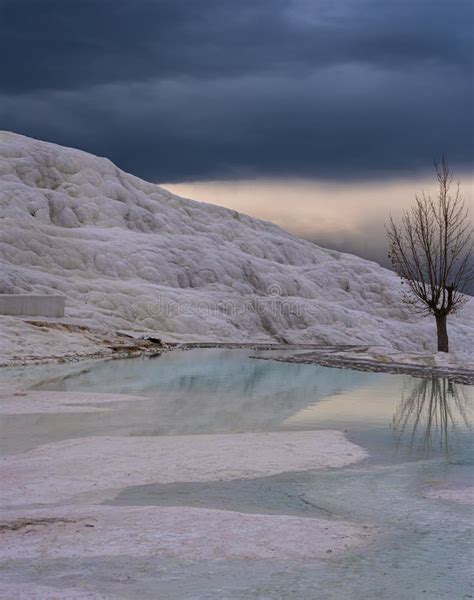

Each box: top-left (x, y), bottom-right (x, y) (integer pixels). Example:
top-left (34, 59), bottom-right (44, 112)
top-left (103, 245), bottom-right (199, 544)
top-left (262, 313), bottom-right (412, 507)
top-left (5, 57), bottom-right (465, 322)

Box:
top-left (2, 349), bottom-right (472, 463)
top-left (1, 349), bottom-right (473, 598)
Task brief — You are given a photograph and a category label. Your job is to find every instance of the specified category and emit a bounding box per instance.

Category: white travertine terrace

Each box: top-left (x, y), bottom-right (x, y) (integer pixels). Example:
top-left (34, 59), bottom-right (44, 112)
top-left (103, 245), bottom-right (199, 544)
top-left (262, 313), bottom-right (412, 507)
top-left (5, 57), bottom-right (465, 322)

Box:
top-left (0, 131), bottom-right (472, 363)
top-left (0, 430), bottom-right (367, 506)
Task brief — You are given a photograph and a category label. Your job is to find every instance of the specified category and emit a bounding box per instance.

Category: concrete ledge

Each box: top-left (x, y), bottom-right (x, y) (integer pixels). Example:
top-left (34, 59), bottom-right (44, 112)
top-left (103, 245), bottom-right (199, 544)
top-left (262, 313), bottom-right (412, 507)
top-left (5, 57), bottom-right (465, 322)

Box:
top-left (0, 295), bottom-right (65, 318)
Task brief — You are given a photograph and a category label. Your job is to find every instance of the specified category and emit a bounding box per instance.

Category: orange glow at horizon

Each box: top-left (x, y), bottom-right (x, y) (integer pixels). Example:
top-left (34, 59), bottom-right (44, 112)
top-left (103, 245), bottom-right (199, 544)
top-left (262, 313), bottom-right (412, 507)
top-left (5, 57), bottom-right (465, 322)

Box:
top-left (162, 175), bottom-right (474, 266)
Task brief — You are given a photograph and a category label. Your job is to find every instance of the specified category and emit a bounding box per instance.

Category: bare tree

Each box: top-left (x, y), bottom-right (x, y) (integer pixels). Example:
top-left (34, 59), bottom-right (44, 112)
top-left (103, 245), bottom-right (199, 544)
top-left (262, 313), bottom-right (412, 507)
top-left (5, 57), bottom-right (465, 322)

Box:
top-left (386, 157), bottom-right (473, 352)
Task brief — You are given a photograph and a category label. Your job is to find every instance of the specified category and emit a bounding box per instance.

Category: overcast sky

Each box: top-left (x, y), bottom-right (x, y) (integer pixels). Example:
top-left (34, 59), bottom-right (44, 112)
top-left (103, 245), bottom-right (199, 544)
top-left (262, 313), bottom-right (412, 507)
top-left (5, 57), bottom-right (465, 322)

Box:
top-left (0, 0), bottom-right (472, 266)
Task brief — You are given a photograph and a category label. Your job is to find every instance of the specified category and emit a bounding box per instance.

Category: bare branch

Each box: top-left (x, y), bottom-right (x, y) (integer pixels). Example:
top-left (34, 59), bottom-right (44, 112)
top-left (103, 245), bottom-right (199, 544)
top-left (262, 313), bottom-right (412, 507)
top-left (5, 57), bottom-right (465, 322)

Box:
top-left (386, 159), bottom-right (473, 352)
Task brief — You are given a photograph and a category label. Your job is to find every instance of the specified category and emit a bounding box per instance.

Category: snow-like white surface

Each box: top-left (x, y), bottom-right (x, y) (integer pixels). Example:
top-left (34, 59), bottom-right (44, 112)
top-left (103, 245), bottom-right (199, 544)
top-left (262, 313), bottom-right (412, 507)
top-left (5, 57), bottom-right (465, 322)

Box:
top-left (0, 315), bottom-right (115, 365)
top-left (0, 431), bottom-right (366, 507)
top-left (0, 582), bottom-right (110, 600)
top-left (0, 505), bottom-right (372, 562)
top-left (0, 380), bottom-right (373, 596)
top-left (424, 486), bottom-right (474, 505)
top-left (0, 380), bottom-right (373, 595)
top-left (0, 382), bottom-right (141, 414)
top-left (0, 131), bottom-right (473, 359)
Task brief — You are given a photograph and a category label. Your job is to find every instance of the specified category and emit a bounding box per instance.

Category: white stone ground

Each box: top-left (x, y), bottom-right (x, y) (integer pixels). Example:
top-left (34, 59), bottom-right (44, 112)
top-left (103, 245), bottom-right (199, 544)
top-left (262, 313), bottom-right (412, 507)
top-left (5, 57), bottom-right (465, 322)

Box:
top-left (0, 315), bottom-right (112, 366)
top-left (0, 382), bottom-right (142, 415)
top-left (1, 429), bottom-right (367, 506)
top-left (0, 582), bottom-right (110, 600)
top-left (0, 383), bottom-right (374, 598)
top-left (0, 505), bottom-right (373, 562)
top-left (424, 486), bottom-right (474, 505)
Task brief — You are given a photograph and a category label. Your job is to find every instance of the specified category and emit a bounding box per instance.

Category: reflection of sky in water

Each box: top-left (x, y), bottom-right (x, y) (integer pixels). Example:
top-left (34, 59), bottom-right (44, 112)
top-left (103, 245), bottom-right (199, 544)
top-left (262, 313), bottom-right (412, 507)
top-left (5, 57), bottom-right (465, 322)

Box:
top-left (1, 350), bottom-right (473, 598)
top-left (2, 349), bottom-right (471, 462)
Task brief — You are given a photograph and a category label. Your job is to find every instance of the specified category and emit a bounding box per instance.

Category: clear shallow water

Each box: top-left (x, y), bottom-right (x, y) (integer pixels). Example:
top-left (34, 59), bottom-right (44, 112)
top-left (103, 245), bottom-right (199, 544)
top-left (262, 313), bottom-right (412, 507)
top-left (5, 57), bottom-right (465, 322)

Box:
top-left (1, 349), bottom-right (473, 599)
top-left (1, 349), bottom-right (473, 464)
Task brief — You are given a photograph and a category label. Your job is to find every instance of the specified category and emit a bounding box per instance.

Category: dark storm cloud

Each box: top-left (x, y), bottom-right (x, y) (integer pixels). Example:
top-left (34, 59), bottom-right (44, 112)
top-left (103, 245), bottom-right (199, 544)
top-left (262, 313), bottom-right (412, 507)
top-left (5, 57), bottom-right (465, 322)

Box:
top-left (0, 0), bottom-right (472, 181)
top-left (1, 0), bottom-right (472, 92)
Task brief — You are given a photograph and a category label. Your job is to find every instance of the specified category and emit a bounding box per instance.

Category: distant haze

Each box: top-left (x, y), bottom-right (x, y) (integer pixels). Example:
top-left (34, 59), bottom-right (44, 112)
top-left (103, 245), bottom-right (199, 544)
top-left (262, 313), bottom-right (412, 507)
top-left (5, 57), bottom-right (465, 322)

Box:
top-left (164, 175), bottom-right (474, 288)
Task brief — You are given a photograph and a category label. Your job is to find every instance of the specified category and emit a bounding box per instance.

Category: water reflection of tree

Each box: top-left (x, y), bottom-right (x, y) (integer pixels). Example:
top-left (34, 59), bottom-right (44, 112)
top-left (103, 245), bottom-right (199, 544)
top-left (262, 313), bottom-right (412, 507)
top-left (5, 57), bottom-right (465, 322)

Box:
top-left (391, 378), bottom-right (473, 458)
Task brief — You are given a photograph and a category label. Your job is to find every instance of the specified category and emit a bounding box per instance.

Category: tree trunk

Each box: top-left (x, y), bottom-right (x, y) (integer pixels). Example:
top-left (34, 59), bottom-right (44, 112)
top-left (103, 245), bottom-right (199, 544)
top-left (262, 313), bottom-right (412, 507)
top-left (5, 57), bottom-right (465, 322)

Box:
top-left (435, 314), bottom-right (449, 353)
